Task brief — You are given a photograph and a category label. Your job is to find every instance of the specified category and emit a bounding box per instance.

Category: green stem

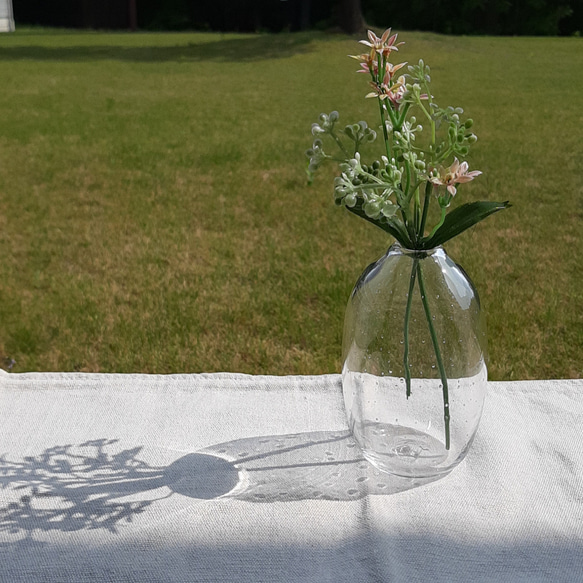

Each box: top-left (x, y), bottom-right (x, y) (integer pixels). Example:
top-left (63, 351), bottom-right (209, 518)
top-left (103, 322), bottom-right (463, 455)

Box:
top-left (414, 185), bottom-right (421, 236)
top-left (348, 182), bottom-right (405, 198)
top-left (329, 130), bottom-right (350, 158)
top-left (428, 204), bottom-right (447, 240)
top-left (385, 217), bottom-right (414, 248)
top-left (386, 101), bottom-right (399, 129)
top-left (378, 101), bottom-right (392, 160)
top-left (404, 160), bottom-right (411, 197)
top-left (403, 258), bottom-right (418, 398)
top-left (416, 98), bottom-right (436, 149)
top-left (400, 207), bottom-right (416, 243)
top-left (417, 99), bottom-right (433, 125)
top-left (396, 102), bottom-right (411, 130)
top-left (437, 146), bottom-right (454, 164)
top-left (423, 82), bottom-right (437, 147)
top-left (416, 262), bottom-right (450, 450)
top-left (419, 181), bottom-right (433, 238)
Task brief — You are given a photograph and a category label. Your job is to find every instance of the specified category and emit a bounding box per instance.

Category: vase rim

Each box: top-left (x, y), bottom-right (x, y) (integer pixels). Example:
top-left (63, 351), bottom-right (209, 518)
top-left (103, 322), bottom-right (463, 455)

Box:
top-left (390, 242), bottom-right (444, 257)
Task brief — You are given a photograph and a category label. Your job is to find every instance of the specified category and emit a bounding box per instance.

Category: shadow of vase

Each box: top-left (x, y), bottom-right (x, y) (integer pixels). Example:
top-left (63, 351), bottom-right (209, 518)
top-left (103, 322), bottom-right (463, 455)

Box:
top-left (165, 430), bottom-right (442, 502)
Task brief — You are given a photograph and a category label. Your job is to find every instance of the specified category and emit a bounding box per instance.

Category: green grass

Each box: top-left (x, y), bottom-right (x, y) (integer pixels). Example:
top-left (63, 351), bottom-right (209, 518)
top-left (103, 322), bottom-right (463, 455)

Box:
top-left (0, 28), bottom-right (581, 379)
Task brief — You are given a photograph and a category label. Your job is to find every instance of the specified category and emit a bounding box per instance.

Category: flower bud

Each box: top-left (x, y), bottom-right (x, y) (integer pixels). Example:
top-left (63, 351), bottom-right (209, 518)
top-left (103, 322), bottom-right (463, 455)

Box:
top-left (438, 193), bottom-right (452, 208)
top-left (365, 130), bottom-right (377, 142)
top-left (381, 203), bottom-right (397, 218)
top-left (344, 194), bottom-right (357, 207)
top-left (364, 201), bottom-right (381, 218)
top-left (329, 111), bottom-right (339, 122)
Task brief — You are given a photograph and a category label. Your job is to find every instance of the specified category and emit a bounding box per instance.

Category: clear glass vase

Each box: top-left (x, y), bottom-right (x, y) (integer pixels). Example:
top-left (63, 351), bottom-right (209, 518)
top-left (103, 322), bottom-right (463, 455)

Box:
top-left (342, 243), bottom-right (488, 478)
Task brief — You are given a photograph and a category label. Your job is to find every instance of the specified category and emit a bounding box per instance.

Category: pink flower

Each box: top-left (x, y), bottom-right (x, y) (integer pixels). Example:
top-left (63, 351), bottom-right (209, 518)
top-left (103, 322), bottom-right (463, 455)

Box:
top-left (356, 60), bottom-right (378, 75)
top-left (359, 28), bottom-right (404, 57)
top-left (366, 74), bottom-right (407, 106)
top-left (349, 49), bottom-right (376, 69)
top-left (384, 61), bottom-right (407, 78)
top-left (350, 30), bottom-right (405, 80)
top-left (430, 158), bottom-right (482, 196)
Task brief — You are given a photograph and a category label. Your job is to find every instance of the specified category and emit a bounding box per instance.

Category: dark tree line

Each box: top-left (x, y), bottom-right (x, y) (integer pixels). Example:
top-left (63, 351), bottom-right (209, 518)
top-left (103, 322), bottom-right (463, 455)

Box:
top-left (12, 0), bottom-right (349, 32)
top-left (364, 0), bottom-right (580, 36)
top-left (13, 0), bottom-right (582, 35)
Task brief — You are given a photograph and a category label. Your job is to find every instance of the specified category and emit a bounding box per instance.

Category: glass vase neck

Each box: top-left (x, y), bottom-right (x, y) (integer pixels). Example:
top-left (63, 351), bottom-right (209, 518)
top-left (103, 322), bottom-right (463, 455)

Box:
top-left (389, 242), bottom-right (444, 260)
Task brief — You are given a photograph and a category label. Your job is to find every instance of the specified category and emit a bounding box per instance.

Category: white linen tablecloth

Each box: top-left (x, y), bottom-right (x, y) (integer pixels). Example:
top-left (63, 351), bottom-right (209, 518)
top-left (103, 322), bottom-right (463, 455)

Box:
top-left (0, 370), bottom-right (581, 582)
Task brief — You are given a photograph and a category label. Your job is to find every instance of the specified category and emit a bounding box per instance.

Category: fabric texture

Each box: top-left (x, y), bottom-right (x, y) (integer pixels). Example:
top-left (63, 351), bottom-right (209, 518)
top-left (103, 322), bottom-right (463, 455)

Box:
top-left (0, 370), bottom-right (581, 582)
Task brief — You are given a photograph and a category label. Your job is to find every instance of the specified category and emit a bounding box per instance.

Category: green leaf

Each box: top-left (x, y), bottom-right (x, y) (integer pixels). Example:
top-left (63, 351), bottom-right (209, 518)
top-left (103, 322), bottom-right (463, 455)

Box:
top-left (422, 200), bottom-right (511, 249)
top-left (345, 202), bottom-right (414, 248)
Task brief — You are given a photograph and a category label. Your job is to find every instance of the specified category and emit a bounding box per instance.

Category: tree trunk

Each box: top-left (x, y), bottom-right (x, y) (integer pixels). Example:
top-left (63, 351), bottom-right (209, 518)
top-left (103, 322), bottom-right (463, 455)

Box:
top-left (300, 0), bottom-right (310, 31)
top-left (128, 0), bottom-right (137, 31)
top-left (338, 0), bottom-right (364, 35)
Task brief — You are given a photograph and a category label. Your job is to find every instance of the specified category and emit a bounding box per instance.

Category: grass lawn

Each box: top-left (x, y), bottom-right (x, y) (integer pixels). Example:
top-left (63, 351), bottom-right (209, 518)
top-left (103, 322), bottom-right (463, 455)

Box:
top-left (0, 28), bottom-right (581, 379)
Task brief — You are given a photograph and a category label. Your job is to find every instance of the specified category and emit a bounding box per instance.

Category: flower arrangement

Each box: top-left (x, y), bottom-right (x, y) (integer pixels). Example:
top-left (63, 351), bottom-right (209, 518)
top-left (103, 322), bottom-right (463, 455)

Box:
top-left (306, 29), bottom-right (511, 452)
top-left (306, 28), bottom-right (510, 251)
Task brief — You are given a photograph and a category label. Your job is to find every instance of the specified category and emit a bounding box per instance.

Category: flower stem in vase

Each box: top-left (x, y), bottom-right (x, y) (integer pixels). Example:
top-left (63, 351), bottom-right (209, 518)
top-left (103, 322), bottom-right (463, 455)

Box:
top-left (416, 261), bottom-right (451, 450)
top-left (403, 258), bottom-right (418, 399)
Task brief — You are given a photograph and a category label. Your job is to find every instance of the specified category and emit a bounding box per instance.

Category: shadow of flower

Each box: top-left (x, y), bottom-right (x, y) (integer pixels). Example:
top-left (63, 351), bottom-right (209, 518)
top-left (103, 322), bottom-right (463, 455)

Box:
top-left (0, 431), bottom-right (442, 544)
top-left (0, 439), bottom-right (168, 543)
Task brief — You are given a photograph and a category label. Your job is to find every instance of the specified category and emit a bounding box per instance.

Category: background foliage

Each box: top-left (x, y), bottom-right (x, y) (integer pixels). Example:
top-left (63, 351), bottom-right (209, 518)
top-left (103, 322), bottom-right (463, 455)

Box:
top-left (12, 0), bottom-right (583, 36)
top-left (364, 0), bottom-right (580, 36)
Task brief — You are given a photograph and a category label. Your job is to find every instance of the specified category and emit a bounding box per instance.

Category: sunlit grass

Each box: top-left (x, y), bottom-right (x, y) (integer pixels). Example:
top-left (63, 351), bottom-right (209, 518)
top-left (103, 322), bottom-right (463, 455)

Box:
top-left (0, 28), bottom-right (581, 379)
